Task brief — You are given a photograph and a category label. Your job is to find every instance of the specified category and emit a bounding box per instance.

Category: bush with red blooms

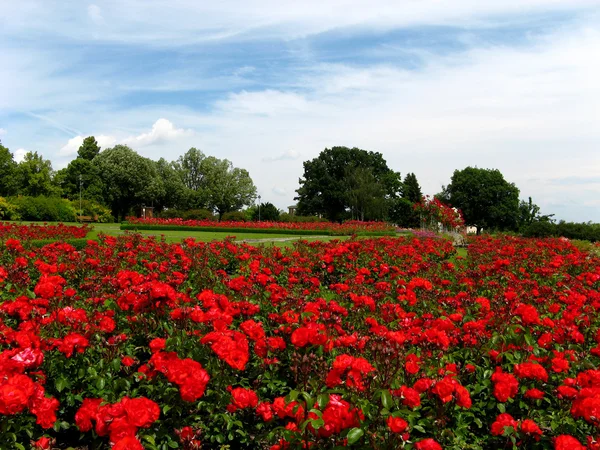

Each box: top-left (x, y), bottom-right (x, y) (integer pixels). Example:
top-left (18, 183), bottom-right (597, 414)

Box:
top-left (413, 196), bottom-right (465, 231)
top-left (0, 233), bottom-right (600, 448)
top-left (0, 222), bottom-right (90, 241)
top-left (124, 216), bottom-right (394, 234)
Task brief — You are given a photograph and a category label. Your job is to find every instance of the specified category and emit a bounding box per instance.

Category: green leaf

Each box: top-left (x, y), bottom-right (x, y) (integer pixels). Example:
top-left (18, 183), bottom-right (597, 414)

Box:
top-left (317, 393), bottom-right (329, 409)
top-left (498, 403), bottom-right (506, 413)
top-left (381, 389), bottom-right (393, 409)
top-left (55, 376), bottom-right (70, 393)
top-left (346, 428), bottom-right (364, 445)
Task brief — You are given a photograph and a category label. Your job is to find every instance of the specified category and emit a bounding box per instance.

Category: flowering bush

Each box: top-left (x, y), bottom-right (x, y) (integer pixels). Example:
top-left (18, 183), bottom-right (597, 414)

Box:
top-left (0, 234), bottom-right (599, 449)
top-left (414, 196), bottom-right (464, 231)
top-left (0, 222), bottom-right (91, 242)
top-left (124, 217), bottom-right (395, 234)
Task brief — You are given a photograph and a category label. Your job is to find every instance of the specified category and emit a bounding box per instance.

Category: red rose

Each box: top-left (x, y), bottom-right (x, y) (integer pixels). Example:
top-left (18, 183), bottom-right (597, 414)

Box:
top-left (414, 438), bottom-right (443, 450)
top-left (386, 416), bottom-right (409, 433)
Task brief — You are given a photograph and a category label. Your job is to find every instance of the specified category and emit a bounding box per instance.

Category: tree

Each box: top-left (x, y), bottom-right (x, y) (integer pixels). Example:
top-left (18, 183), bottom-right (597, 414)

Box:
top-left (201, 157), bottom-right (257, 219)
top-left (16, 151), bottom-right (58, 197)
top-left (295, 146), bottom-right (401, 222)
top-left (402, 173), bottom-right (422, 203)
top-left (252, 202), bottom-right (280, 221)
top-left (345, 166), bottom-right (387, 221)
top-left (153, 158), bottom-right (187, 212)
top-left (0, 143), bottom-right (19, 196)
top-left (442, 167), bottom-right (520, 234)
top-left (517, 197), bottom-right (554, 230)
top-left (77, 136), bottom-right (101, 161)
top-left (389, 198), bottom-right (419, 228)
top-left (54, 158), bottom-right (104, 204)
top-left (93, 145), bottom-right (161, 220)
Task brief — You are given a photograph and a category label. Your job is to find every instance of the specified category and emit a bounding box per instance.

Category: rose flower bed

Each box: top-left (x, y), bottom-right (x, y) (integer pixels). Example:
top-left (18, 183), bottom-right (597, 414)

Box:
top-left (0, 234), bottom-right (600, 449)
top-left (122, 217), bottom-right (395, 236)
top-left (0, 223), bottom-right (91, 242)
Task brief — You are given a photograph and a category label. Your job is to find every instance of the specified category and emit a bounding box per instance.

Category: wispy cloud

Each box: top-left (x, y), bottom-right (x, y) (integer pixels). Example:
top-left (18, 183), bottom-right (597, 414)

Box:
top-left (14, 148), bottom-right (28, 163)
top-left (87, 4), bottom-right (104, 25)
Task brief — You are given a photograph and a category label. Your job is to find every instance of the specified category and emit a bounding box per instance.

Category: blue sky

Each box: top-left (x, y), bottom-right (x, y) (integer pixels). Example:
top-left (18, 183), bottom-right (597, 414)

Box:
top-left (1, 1), bottom-right (599, 221)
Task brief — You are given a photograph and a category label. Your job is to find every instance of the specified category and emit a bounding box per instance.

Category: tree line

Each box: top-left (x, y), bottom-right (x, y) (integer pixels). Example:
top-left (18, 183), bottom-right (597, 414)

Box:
top-left (295, 146), bottom-right (555, 233)
top-left (0, 138), bottom-right (257, 221)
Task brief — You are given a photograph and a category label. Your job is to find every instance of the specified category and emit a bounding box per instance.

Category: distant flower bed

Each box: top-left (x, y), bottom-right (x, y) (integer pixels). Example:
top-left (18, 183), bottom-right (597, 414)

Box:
top-left (124, 217), bottom-right (395, 235)
top-left (0, 222), bottom-right (91, 241)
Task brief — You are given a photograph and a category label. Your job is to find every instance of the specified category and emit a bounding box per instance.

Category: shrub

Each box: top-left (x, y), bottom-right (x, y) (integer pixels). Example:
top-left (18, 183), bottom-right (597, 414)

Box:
top-left (70, 199), bottom-right (114, 223)
top-left (8, 196), bottom-right (77, 222)
top-left (0, 197), bottom-right (20, 220)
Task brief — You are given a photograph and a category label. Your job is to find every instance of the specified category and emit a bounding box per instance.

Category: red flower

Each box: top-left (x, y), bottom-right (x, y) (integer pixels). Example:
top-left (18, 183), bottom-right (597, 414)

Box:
top-left (227, 386), bottom-right (259, 412)
top-left (414, 438), bottom-right (443, 450)
top-left (121, 356), bottom-right (136, 367)
top-left (554, 435), bottom-right (586, 450)
top-left (122, 397), bottom-right (160, 428)
top-left (491, 413), bottom-right (518, 436)
top-left (520, 419), bottom-right (543, 438)
top-left (386, 416), bottom-right (408, 433)
top-left (514, 362), bottom-right (548, 382)
top-left (113, 436), bottom-right (144, 450)
top-left (525, 388), bottom-right (545, 400)
top-left (491, 368), bottom-right (519, 402)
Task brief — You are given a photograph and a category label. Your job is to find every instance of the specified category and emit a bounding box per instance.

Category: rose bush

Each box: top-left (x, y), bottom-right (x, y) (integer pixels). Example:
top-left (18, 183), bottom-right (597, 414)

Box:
top-left (0, 234), bottom-right (599, 449)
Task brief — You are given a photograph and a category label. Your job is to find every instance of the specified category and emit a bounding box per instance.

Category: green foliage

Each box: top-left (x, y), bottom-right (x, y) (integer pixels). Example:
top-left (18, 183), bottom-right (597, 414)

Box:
top-left (517, 197), bottom-right (554, 230)
top-left (93, 145), bottom-right (162, 221)
top-left (54, 157), bottom-right (104, 204)
top-left (9, 196), bottom-right (78, 222)
top-left (70, 199), bottom-right (114, 222)
top-left (153, 158), bottom-right (187, 211)
top-left (0, 143), bottom-right (19, 196)
top-left (388, 197), bottom-right (419, 228)
top-left (402, 172), bottom-right (422, 203)
top-left (77, 136), bottom-right (101, 161)
top-left (15, 151), bottom-right (59, 197)
top-left (522, 220), bottom-right (600, 242)
top-left (295, 146), bottom-right (401, 222)
top-left (442, 167), bottom-right (520, 233)
top-left (251, 202), bottom-right (281, 221)
top-left (0, 197), bottom-right (21, 220)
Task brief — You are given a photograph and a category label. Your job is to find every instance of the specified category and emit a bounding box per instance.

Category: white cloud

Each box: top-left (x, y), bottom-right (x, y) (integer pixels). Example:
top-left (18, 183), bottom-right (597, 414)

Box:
top-left (14, 148), bottom-right (28, 163)
top-left (122, 118), bottom-right (193, 147)
top-left (0, 128), bottom-right (6, 136)
top-left (87, 4), bottom-right (104, 25)
top-left (263, 150), bottom-right (301, 162)
top-left (59, 135), bottom-right (116, 156)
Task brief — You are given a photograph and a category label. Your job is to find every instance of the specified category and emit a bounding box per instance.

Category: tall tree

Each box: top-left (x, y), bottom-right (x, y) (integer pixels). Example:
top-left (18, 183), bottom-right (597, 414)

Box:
top-left (93, 145), bottom-right (161, 220)
top-left (345, 166), bottom-right (387, 221)
top-left (402, 173), bottom-right (422, 203)
top-left (202, 157), bottom-right (257, 219)
top-left (16, 151), bottom-right (58, 197)
top-left (252, 202), bottom-right (281, 221)
top-left (153, 158), bottom-right (187, 212)
top-left (173, 148), bottom-right (210, 208)
top-left (295, 146), bottom-right (401, 222)
top-left (77, 136), bottom-right (101, 161)
top-left (54, 158), bottom-right (104, 203)
top-left (0, 143), bottom-right (19, 196)
top-left (442, 167), bottom-right (520, 234)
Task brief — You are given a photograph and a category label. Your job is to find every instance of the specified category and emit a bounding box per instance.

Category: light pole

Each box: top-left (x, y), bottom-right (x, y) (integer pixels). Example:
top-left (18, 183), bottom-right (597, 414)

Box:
top-left (258, 195), bottom-right (261, 222)
top-left (79, 174), bottom-right (83, 219)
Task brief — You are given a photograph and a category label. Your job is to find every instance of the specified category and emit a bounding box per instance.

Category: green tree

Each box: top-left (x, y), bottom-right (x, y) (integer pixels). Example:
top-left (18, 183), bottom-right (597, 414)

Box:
top-left (389, 197), bottom-right (420, 228)
top-left (54, 158), bottom-right (104, 204)
top-left (153, 158), bottom-right (187, 212)
top-left (345, 166), bottom-right (387, 221)
top-left (295, 146), bottom-right (401, 222)
top-left (93, 145), bottom-right (161, 220)
top-left (202, 157), bottom-right (257, 220)
top-left (77, 136), bottom-right (101, 161)
top-left (252, 202), bottom-right (280, 221)
top-left (0, 143), bottom-right (19, 196)
top-left (441, 167), bottom-right (520, 234)
top-left (517, 197), bottom-right (554, 230)
top-left (402, 173), bottom-right (422, 203)
top-left (16, 151), bottom-right (58, 197)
